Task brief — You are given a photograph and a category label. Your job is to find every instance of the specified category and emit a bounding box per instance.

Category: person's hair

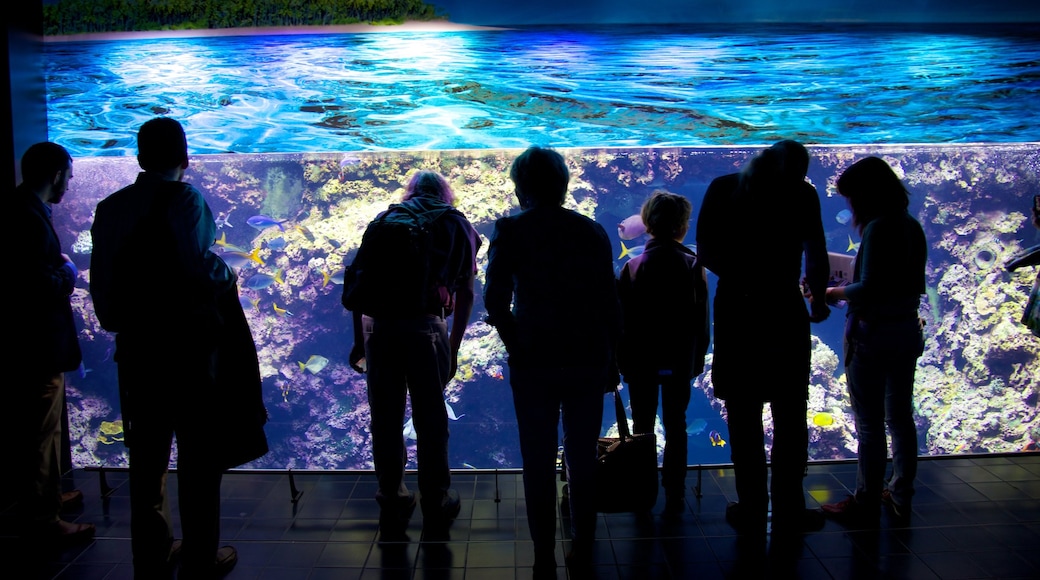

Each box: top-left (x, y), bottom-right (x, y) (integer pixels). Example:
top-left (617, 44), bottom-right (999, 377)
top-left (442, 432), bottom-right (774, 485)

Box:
top-left (836, 156), bottom-right (911, 233)
top-left (401, 169), bottom-right (456, 205)
top-left (20, 142), bottom-right (71, 188)
top-left (737, 139), bottom-right (810, 195)
top-left (509, 146), bottom-right (569, 207)
top-left (137, 117), bottom-right (188, 172)
top-left (642, 190), bottom-right (691, 241)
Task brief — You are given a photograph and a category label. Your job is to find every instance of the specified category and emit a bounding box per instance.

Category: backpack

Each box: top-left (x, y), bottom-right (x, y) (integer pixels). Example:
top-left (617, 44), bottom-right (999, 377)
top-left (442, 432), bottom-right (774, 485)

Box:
top-left (341, 199), bottom-right (459, 319)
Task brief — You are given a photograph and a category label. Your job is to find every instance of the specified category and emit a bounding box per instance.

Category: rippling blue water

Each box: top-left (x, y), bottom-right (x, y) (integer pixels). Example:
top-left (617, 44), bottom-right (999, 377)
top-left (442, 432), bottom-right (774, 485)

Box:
top-left (45, 23), bottom-right (1040, 157)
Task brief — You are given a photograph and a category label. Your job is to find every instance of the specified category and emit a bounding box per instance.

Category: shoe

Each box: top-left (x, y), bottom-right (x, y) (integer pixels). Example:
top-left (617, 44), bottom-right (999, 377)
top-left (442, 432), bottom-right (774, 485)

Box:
top-left (214, 545), bottom-right (238, 577)
top-left (726, 502), bottom-right (767, 535)
top-left (421, 489), bottom-right (461, 541)
top-left (378, 491), bottom-right (417, 541)
top-left (821, 495), bottom-right (879, 528)
top-left (663, 495), bottom-right (686, 516)
top-left (770, 508), bottom-right (825, 534)
top-left (421, 489), bottom-right (461, 525)
top-left (60, 490), bottom-right (84, 510)
top-left (565, 539), bottom-right (594, 575)
top-left (881, 489), bottom-right (911, 525)
top-left (533, 547), bottom-right (557, 580)
top-left (440, 489), bottom-right (462, 521)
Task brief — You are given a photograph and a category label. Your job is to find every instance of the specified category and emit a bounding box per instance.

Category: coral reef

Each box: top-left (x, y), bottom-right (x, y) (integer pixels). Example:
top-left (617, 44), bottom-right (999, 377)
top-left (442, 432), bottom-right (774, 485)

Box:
top-left (58, 144), bottom-right (1040, 469)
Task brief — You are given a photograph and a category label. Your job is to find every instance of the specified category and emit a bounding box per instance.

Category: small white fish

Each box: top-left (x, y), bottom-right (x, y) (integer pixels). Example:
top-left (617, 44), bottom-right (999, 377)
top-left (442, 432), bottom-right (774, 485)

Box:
top-left (403, 417), bottom-right (417, 440)
top-left (445, 401), bottom-right (465, 421)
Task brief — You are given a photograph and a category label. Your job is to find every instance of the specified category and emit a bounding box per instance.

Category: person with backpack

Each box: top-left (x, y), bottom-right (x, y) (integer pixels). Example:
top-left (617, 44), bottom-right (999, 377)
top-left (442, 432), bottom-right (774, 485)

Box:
top-left (90, 117), bottom-right (268, 578)
top-left (616, 190), bottom-right (710, 516)
top-left (483, 146), bottom-right (621, 577)
top-left (342, 169), bottom-right (481, 542)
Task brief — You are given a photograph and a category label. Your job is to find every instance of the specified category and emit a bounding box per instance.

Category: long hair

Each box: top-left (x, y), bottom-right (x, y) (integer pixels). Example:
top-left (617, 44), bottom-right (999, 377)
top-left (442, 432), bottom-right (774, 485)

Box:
top-left (836, 157), bottom-right (910, 234)
top-left (401, 169), bottom-right (456, 205)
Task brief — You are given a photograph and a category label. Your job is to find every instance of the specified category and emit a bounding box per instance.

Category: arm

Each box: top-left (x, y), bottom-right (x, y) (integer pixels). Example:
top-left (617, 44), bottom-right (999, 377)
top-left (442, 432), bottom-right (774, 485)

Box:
top-left (448, 272), bottom-right (476, 380)
top-left (802, 184), bottom-right (831, 323)
top-left (694, 264), bottom-right (711, 375)
top-left (174, 186), bottom-right (236, 297)
top-left (483, 220), bottom-right (519, 352)
top-left (695, 178), bottom-right (728, 278)
top-left (1006, 244), bottom-right (1040, 271)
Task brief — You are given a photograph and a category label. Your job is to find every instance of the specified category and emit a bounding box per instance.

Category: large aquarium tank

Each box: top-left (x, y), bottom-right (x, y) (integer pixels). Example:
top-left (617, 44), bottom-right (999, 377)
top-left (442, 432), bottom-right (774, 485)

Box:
top-left (43, 22), bottom-right (1040, 471)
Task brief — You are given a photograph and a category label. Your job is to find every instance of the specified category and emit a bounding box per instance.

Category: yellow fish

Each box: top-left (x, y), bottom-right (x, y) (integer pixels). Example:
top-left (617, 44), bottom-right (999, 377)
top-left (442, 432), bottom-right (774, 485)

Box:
top-left (709, 430), bottom-right (727, 447)
top-left (847, 234), bottom-right (861, 253)
top-left (214, 231), bottom-right (249, 254)
top-left (812, 412), bottom-right (835, 427)
top-left (273, 303), bottom-right (293, 317)
top-left (617, 241), bottom-right (645, 261)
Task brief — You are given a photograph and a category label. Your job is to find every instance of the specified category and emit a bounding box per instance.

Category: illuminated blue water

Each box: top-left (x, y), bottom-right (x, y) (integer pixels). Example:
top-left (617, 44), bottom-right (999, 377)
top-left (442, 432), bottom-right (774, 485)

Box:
top-left (45, 23), bottom-right (1040, 470)
top-left (45, 23), bottom-right (1040, 157)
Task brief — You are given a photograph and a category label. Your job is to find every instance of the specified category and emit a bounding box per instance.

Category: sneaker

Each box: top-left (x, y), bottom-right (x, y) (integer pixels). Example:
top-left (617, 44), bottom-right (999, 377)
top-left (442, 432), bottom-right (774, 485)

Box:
top-left (821, 495), bottom-right (879, 528)
top-left (881, 489), bottom-right (911, 525)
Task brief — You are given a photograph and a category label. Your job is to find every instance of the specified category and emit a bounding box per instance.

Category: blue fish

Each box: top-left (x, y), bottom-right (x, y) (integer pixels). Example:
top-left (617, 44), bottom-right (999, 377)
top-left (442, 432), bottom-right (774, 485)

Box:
top-left (239, 295), bottom-right (260, 311)
top-left (618, 241), bottom-right (645, 261)
top-left (244, 269), bottom-right (283, 290)
top-left (836, 209), bottom-right (853, 225)
top-left (322, 268), bottom-right (345, 287)
top-left (246, 215), bottom-right (289, 231)
top-left (222, 247), bottom-right (264, 269)
top-left (267, 236), bottom-right (286, 251)
top-left (687, 418), bottom-right (708, 436)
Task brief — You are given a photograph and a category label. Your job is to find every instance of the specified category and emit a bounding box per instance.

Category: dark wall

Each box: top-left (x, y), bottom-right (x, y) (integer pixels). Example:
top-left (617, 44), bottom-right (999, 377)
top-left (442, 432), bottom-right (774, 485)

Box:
top-left (3, 3), bottom-right (48, 188)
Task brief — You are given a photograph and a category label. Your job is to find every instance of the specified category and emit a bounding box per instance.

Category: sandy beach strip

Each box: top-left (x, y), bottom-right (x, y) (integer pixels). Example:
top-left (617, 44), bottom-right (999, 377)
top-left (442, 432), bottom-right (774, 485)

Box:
top-left (43, 20), bottom-right (506, 42)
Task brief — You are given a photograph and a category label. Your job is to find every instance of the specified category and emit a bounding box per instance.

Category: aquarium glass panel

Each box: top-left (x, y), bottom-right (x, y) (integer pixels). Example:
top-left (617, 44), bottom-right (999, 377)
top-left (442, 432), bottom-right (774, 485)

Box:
top-left (43, 24), bottom-right (1040, 469)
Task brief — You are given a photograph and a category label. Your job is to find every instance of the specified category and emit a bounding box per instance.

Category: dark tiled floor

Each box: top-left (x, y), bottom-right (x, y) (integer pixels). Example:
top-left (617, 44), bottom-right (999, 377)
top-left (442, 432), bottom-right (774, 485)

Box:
top-left (3, 454), bottom-right (1039, 579)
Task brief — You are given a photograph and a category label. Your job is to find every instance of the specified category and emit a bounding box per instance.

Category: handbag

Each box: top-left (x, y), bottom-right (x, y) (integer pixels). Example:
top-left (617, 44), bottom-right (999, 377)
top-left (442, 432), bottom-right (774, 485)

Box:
top-left (562, 385), bottom-right (659, 513)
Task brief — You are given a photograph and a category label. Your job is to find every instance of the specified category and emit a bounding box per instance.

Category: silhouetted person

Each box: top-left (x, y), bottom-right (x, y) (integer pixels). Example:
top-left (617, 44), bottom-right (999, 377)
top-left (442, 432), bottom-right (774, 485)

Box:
top-left (696, 139), bottom-right (830, 535)
top-left (90, 117), bottom-right (268, 579)
top-left (1006, 194), bottom-right (1040, 336)
top-left (9, 142), bottom-right (96, 547)
top-left (484, 146), bottom-right (621, 576)
top-left (343, 170), bottom-right (481, 542)
top-left (821, 157), bottom-right (928, 527)
top-left (617, 190), bottom-right (709, 515)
